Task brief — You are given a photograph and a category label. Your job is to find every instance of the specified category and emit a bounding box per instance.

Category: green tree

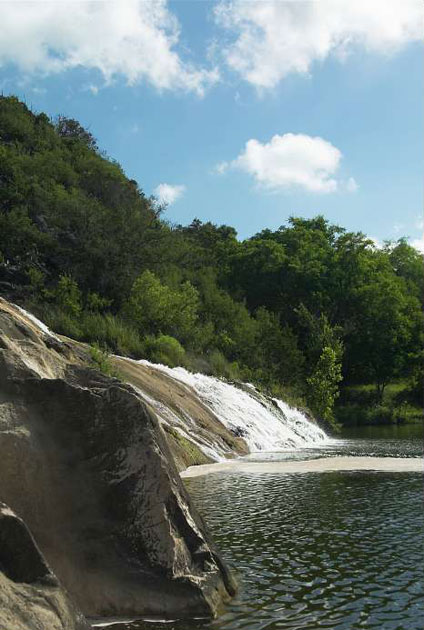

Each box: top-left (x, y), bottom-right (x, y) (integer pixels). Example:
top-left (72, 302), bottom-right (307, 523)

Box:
top-left (54, 274), bottom-right (82, 317)
top-left (123, 270), bottom-right (199, 344)
top-left (346, 271), bottom-right (422, 399)
top-left (307, 345), bottom-right (343, 430)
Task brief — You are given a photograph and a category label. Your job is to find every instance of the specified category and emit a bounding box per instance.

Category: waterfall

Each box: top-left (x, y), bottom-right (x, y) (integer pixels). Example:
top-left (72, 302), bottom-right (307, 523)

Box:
top-left (9, 303), bottom-right (328, 462)
top-left (138, 361), bottom-right (328, 456)
top-left (14, 304), bottom-right (60, 340)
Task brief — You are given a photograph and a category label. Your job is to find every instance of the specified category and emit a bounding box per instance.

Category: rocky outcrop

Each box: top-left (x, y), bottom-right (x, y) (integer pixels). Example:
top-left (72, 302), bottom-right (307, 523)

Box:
top-left (0, 502), bottom-right (89, 630)
top-left (0, 299), bottom-right (235, 620)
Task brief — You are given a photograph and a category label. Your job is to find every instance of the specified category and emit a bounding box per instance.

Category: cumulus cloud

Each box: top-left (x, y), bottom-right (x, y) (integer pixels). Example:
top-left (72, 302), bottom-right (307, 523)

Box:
top-left (154, 183), bottom-right (186, 206)
top-left (214, 0), bottom-right (423, 88)
top-left (220, 133), bottom-right (351, 194)
top-left (0, 0), bottom-right (218, 95)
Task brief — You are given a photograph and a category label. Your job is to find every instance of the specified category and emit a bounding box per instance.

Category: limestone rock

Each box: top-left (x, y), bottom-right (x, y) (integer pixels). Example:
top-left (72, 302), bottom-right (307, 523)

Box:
top-left (0, 299), bottom-right (235, 620)
top-left (0, 502), bottom-right (90, 630)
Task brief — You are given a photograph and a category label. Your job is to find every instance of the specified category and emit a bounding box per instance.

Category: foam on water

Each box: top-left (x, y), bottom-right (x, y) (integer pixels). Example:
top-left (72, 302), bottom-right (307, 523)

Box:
top-left (138, 361), bottom-right (328, 455)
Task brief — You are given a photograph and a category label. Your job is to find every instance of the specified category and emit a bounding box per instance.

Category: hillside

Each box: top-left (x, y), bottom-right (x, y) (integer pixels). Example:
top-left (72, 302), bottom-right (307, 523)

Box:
top-left (0, 96), bottom-right (422, 428)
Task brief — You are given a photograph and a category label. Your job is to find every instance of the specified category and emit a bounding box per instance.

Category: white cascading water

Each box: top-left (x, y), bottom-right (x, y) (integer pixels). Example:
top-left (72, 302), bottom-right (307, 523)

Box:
top-left (15, 304), bottom-right (60, 340)
top-left (139, 361), bottom-right (328, 456)
top-left (12, 304), bottom-right (328, 461)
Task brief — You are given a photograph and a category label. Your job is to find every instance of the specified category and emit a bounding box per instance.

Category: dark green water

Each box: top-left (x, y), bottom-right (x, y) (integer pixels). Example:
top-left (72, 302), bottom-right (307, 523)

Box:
top-left (101, 426), bottom-right (423, 630)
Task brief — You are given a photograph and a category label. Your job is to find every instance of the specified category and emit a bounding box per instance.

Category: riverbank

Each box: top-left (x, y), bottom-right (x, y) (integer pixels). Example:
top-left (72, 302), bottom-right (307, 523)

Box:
top-left (181, 455), bottom-right (423, 478)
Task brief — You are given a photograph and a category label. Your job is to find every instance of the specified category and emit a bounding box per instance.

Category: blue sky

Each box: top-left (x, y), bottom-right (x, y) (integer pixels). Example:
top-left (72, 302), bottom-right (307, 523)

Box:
top-left (0, 1), bottom-right (422, 246)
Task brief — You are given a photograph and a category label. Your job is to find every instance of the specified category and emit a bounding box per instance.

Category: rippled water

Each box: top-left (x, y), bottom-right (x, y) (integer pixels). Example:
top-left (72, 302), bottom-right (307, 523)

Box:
top-left (187, 472), bottom-right (424, 630)
top-left (99, 427), bottom-right (423, 630)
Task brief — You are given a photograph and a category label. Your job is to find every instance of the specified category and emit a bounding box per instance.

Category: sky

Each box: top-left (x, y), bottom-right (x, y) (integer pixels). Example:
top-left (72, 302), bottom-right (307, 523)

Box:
top-left (0, 0), bottom-right (423, 247)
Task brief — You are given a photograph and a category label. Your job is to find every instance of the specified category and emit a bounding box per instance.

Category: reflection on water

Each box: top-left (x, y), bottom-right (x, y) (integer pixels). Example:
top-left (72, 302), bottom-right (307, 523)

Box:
top-left (107, 467), bottom-right (423, 630)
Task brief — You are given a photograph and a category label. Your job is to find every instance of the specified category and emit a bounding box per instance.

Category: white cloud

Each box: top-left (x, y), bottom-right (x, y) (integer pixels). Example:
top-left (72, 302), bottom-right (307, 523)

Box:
top-left (410, 237), bottom-right (424, 253)
top-left (153, 183), bottom-right (186, 206)
top-left (0, 0), bottom-right (218, 95)
top-left (221, 133), bottom-right (349, 194)
top-left (214, 161), bottom-right (229, 175)
top-left (346, 177), bottom-right (359, 193)
top-left (214, 0), bottom-right (423, 88)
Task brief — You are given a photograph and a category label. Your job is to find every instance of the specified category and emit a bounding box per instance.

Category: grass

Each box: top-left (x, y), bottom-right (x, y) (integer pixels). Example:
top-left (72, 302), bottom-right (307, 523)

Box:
top-left (33, 304), bottom-right (145, 357)
top-left (89, 343), bottom-right (122, 379)
top-left (335, 381), bottom-right (423, 426)
top-left (163, 425), bottom-right (210, 468)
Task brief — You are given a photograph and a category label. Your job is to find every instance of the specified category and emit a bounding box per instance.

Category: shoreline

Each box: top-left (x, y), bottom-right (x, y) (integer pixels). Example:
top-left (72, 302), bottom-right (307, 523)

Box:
top-left (181, 456), bottom-right (423, 478)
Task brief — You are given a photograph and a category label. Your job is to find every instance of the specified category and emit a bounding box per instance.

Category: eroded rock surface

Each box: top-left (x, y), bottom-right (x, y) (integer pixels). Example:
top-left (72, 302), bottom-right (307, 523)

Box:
top-left (0, 502), bottom-right (89, 630)
top-left (0, 298), bottom-right (235, 619)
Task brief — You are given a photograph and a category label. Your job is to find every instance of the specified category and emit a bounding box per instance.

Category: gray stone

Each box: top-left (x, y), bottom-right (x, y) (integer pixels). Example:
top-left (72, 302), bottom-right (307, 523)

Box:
top-left (0, 299), bottom-right (235, 620)
top-left (0, 502), bottom-right (90, 630)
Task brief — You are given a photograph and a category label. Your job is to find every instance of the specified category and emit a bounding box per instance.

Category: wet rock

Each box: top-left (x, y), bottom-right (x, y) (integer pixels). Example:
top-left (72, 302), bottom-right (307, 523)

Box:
top-left (0, 299), bottom-right (235, 620)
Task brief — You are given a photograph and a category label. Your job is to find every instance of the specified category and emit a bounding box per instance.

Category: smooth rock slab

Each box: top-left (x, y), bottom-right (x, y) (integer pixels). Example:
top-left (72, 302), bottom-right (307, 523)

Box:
top-left (0, 300), bottom-right (235, 620)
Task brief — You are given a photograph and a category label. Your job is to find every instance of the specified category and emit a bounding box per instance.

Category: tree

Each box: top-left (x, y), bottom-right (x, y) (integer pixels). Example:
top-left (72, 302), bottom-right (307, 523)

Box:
top-left (307, 345), bottom-right (343, 430)
top-left (123, 270), bottom-right (199, 344)
top-left (345, 270), bottom-right (422, 398)
top-left (55, 116), bottom-right (98, 151)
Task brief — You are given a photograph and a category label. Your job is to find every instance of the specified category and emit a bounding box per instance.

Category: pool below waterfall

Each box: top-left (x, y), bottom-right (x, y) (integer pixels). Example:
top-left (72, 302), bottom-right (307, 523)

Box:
top-left (96, 425), bottom-right (423, 630)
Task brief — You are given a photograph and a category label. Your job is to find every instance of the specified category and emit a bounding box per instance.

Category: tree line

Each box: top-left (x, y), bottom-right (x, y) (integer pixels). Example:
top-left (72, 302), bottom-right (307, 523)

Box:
top-left (1, 96), bottom-right (422, 429)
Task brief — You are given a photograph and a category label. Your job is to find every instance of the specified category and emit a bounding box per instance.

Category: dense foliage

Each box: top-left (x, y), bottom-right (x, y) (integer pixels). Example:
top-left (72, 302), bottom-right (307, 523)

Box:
top-left (1, 96), bottom-right (422, 429)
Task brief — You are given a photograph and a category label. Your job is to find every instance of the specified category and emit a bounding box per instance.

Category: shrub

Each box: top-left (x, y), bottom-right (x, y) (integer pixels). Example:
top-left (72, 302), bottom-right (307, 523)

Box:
top-left (41, 306), bottom-right (83, 339)
top-left (208, 349), bottom-right (240, 380)
top-left (85, 291), bottom-right (112, 313)
top-left (89, 343), bottom-right (120, 378)
top-left (80, 312), bottom-right (144, 357)
top-left (145, 334), bottom-right (186, 367)
top-left (54, 275), bottom-right (82, 317)
top-left (123, 270), bottom-right (199, 343)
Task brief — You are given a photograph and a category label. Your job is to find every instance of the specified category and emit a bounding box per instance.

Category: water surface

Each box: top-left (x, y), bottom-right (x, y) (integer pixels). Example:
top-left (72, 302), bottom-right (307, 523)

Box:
top-left (244, 423), bottom-right (422, 462)
top-left (98, 427), bottom-right (423, 630)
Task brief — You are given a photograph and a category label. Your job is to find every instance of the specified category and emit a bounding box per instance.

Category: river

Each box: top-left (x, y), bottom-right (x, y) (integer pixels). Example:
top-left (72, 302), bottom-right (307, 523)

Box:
top-left (96, 425), bottom-right (423, 630)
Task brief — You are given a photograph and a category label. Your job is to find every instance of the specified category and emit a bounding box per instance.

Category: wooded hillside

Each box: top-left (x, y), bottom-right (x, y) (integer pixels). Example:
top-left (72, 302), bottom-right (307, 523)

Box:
top-left (1, 96), bottom-right (422, 428)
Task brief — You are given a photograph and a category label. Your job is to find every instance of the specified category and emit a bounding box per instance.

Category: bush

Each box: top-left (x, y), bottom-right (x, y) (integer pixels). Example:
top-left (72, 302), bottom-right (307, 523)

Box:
top-left (32, 305), bottom-right (144, 357)
top-left (207, 349), bottom-right (240, 380)
top-left (89, 343), bottom-right (120, 378)
top-left (145, 334), bottom-right (186, 367)
top-left (307, 345), bottom-right (343, 431)
top-left (54, 275), bottom-right (82, 317)
top-left (80, 312), bottom-right (144, 357)
top-left (40, 306), bottom-right (83, 339)
top-left (123, 270), bottom-right (199, 343)
top-left (26, 266), bottom-right (45, 296)
top-left (85, 291), bottom-right (112, 313)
